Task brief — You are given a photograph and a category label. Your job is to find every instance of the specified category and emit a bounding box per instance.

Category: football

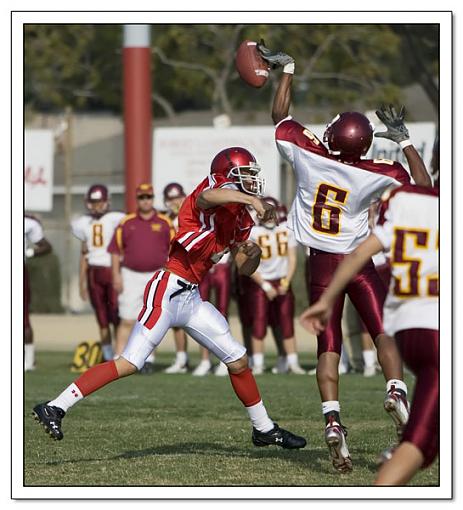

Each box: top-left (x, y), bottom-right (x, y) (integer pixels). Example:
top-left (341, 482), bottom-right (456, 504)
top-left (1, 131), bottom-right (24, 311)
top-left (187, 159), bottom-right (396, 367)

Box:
top-left (235, 40), bottom-right (270, 88)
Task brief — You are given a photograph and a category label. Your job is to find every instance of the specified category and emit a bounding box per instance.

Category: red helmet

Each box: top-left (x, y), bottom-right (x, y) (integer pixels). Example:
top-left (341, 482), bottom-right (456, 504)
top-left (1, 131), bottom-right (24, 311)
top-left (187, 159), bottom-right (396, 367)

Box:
top-left (210, 147), bottom-right (265, 196)
top-left (85, 184), bottom-right (109, 217)
top-left (323, 112), bottom-right (373, 162)
top-left (163, 182), bottom-right (186, 202)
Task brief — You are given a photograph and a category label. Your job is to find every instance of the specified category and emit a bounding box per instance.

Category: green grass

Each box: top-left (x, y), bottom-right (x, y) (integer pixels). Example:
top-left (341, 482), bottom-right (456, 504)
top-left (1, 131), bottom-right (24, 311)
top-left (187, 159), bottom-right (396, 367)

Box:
top-left (24, 351), bottom-right (439, 487)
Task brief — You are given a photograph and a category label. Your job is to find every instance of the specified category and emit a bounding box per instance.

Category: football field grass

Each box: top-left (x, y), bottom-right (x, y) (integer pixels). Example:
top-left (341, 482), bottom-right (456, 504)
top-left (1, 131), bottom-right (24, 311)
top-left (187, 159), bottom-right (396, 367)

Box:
top-left (24, 351), bottom-right (439, 487)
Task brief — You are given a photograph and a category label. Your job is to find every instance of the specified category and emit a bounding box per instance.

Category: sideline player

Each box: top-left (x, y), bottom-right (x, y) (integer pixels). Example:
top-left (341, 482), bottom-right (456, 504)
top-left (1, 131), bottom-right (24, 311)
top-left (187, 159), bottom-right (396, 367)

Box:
top-left (248, 196), bottom-right (305, 375)
top-left (24, 215), bottom-right (52, 371)
top-left (162, 182), bottom-right (192, 374)
top-left (71, 185), bottom-right (125, 361)
top-left (108, 183), bottom-right (173, 373)
top-left (301, 184), bottom-right (438, 485)
top-left (32, 147), bottom-right (307, 451)
top-left (258, 42), bottom-right (432, 472)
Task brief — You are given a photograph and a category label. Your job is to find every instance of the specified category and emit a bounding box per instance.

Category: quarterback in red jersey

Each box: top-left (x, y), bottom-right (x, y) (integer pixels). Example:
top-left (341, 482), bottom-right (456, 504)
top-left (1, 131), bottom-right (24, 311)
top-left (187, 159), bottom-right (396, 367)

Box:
top-left (258, 41), bottom-right (432, 472)
top-left (32, 147), bottom-right (307, 451)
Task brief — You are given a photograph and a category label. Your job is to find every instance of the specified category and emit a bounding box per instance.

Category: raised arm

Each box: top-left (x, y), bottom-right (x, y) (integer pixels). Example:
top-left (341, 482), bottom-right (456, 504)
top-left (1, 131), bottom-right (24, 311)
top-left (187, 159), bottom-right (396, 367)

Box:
top-left (375, 104), bottom-right (432, 187)
top-left (256, 41), bottom-right (295, 125)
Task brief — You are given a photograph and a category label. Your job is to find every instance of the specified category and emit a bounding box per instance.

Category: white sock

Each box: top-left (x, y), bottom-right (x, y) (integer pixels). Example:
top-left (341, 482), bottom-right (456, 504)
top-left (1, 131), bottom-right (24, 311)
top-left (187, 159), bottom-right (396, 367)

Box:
top-left (363, 350), bottom-right (376, 368)
top-left (386, 379), bottom-right (408, 395)
top-left (253, 353), bottom-right (264, 368)
top-left (322, 400), bottom-right (340, 415)
top-left (287, 352), bottom-right (298, 366)
top-left (146, 352), bottom-right (155, 363)
top-left (198, 358), bottom-right (211, 367)
top-left (25, 344), bottom-right (35, 370)
top-left (176, 351), bottom-right (188, 366)
top-left (48, 383), bottom-right (84, 413)
top-left (246, 400), bottom-right (274, 432)
top-left (102, 344), bottom-right (114, 361)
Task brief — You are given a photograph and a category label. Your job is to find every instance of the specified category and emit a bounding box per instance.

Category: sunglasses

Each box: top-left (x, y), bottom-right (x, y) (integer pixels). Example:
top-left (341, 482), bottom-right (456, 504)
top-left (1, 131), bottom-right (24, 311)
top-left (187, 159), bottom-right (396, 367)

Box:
top-left (137, 194), bottom-right (154, 200)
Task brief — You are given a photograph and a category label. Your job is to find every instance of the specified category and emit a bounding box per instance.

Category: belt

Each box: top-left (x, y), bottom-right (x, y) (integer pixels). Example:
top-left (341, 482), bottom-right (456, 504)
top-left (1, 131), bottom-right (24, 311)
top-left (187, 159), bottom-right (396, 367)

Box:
top-left (169, 279), bottom-right (198, 301)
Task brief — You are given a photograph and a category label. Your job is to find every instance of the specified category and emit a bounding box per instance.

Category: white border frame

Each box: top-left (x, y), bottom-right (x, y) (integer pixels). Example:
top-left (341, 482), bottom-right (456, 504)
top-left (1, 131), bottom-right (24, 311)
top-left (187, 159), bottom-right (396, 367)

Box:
top-left (11, 10), bottom-right (452, 501)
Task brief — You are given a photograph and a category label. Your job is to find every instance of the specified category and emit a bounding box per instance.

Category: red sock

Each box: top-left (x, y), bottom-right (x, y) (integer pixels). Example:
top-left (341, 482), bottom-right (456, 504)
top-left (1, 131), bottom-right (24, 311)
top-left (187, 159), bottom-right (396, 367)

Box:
top-left (74, 360), bottom-right (119, 397)
top-left (229, 368), bottom-right (261, 407)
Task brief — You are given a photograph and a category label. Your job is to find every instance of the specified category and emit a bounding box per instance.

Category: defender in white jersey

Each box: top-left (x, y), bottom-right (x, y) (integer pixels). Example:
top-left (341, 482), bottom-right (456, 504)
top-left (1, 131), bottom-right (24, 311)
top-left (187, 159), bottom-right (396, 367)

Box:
top-left (258, 41), bottom-right (432, 472)
top-left (24, 215), bottom-right (52, 370)
top-left (71, 184), bottom-right (124, 360)
top-left (301, 184), bottom-right (439, 485)
top-left (247, 196), bottom-right (305, 375)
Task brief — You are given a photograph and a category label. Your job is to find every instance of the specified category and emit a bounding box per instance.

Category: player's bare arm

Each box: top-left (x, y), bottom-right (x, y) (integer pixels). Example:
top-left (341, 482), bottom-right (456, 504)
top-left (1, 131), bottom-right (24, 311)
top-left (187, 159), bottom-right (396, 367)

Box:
top-left (79, 241), bottom-right (89, 301)
top-left (28, 237), bottom-right (52, 257)
top-left (257, 41), bottom-right (295, 125)
top-left (280, 245), bottom-right (297, 295)
top-left (232, 241), bottom-right (262, 277)
top-left (300, 234), bottom-right (384, 335)
top-left (250, 270), bottom-right (278, 300)
top-left (111, 253), bottom-right (123, 294)
top-left (197, 188), bottom-right (277, 223)
top-left (375, 104), bottom-right (432, 187)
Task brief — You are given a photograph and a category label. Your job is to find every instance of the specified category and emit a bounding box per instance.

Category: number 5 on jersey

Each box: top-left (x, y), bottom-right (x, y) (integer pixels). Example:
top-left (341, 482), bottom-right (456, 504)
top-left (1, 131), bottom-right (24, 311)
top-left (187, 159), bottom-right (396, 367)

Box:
top-left (312, 183), bottom-right (349, 235)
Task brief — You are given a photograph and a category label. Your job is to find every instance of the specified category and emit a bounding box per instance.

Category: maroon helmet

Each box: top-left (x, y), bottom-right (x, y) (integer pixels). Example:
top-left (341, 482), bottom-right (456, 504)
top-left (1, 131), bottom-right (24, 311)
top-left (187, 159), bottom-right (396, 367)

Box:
top-left (210, 147), bottom-right (265, 196)
top-left (259, 196), bottom-right (279, 228)
top-left (85, 184), bottom-right (109, 217)
top-left (163, 182), bottom-right (186, 202)
top-left (277, 203), bottom-right (288, 223)
top-left (323, 112), bottom-right (374, 162)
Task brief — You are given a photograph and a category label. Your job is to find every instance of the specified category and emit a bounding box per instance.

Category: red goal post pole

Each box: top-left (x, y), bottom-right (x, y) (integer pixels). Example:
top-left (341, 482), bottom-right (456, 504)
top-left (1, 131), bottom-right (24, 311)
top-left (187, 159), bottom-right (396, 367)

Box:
top-left (122, 25), bottom-right (152, 213)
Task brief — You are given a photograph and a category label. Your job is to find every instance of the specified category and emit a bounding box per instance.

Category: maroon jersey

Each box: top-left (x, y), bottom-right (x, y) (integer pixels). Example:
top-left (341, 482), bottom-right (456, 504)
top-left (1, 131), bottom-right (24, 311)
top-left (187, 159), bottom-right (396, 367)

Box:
top-left (108, 211), bottom-right (173, 273)
top-left (165, 175), bottom-right (254, 284)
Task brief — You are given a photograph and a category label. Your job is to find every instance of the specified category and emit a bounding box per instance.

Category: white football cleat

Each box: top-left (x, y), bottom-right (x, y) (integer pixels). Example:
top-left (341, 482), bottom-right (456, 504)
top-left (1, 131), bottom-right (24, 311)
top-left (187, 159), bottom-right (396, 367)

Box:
top-left (363, 365), bottom-right (376, 377)
top-left (384, 387), bottom-right (410, 440)
top-left (164, 361), bottom-right (188, 374)
top-left (325, 417), bottom-right (352, 473)
top-left (192, 360), bottom-right (212, 376)
top-left (271, 356), bottom-right (288, 374)
top-left (252, 365), bottom-right (264, 375)
top-left (214, 362), bottom-right (229, 376)
top-left (288, 363), bottom-right (306, 375)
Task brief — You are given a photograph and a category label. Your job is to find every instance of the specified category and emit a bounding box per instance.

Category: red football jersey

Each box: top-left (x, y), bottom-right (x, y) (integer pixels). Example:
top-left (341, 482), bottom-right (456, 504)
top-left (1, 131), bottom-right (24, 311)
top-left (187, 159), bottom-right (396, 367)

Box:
top-left (165, 174), bottom-right (254, 283)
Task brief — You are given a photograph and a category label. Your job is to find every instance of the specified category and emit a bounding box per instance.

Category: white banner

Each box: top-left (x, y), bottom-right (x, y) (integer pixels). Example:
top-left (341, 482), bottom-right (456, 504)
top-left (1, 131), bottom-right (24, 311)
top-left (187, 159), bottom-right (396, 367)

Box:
top-left (152, 122), bottom-right (435, 208)
top-left (152, 126), bottom-right (280, 208)
top-left (25, 130), bottom-right (54, 211)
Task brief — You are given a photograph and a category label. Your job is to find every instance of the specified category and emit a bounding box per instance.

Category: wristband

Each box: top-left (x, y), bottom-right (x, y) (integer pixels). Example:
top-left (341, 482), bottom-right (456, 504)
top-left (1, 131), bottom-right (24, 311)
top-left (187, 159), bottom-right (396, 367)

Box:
top-left (261, 281), bottom-right (272, 292)
top-left (283, 62), bottom-right (295, 74)
top-left (399, 139), bottom-right (412, 149)
top-left (25, 247), bottom-right (34, 258)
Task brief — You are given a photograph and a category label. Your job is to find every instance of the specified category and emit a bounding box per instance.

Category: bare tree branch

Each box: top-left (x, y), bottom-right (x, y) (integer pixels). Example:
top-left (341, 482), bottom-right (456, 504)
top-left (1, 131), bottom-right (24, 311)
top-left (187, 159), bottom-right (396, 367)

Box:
top-left (153, 46), bottom-right (217, 81)
top-left (152, 92), bottom-right (176, 119)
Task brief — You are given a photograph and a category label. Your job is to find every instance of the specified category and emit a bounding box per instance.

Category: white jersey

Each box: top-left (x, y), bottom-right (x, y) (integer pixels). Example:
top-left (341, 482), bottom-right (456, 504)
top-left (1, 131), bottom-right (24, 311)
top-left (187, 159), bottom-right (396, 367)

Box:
top-left (249, 221), bottom-right (297, 280)
top-left (25, 216), bottom-right (44, 258)
top-left (373, 185), bottom-right (438, 335)
top-left (275, 116), bottom-right (411, 254)
top-left (71, 211), bottom-right (125, 267)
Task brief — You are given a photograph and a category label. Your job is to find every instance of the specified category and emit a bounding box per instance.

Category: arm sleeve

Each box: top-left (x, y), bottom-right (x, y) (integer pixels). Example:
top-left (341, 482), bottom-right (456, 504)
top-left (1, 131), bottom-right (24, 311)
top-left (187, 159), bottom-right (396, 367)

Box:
top-left (372, 200), bottom-right (394, 251)
top-left (28, 219), bottom-right (44, 244)
top-left (71, 218), bottom-right (86, 241)
top-left (286, 227), bottom-right (298, 248)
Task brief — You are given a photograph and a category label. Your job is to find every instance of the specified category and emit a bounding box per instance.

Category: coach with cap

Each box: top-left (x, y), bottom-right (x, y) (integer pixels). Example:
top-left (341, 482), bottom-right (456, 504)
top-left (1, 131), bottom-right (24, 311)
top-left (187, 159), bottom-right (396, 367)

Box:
top-left (108, 183), bottom-right (174, 373)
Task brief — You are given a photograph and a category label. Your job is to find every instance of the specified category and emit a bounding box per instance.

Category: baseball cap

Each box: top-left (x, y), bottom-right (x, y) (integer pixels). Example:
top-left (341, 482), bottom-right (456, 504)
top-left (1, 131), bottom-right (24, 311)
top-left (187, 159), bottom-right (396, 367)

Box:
top-left (136, 183), bottom-right (154, 196)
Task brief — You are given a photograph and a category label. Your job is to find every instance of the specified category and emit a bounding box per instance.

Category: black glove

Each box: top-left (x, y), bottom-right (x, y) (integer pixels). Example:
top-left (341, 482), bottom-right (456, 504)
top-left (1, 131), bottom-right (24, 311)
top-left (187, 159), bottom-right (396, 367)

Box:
top-left (256, 39), bottom-right (294, 69)
top-left (374, 104), bottom-right (410, 144)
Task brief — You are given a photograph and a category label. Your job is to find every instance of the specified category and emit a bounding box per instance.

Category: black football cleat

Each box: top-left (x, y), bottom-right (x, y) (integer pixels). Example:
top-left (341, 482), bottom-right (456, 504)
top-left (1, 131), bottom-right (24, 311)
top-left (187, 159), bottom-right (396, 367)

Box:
top-left (252, 423), bottom-right (307, 449)
top-left (32, 403), bottom-right (65, 441)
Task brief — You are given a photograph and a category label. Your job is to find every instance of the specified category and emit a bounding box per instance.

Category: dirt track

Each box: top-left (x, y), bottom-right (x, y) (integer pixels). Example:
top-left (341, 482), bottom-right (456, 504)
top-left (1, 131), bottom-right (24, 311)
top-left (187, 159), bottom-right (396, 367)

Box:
top-left (30, 313), bottom-right (318, 353)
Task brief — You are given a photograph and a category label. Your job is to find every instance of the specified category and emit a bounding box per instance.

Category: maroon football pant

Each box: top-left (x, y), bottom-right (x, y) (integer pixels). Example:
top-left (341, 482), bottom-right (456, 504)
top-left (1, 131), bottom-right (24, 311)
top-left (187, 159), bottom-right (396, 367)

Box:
top-left (308, 248), bottom-right (386, 358)
top-left (199, 263), bottom-right (231, 318)
top-left (360, 262), bottom-right (391, 333)
top-left (24, 264), bottom-right (31, 329)
top-left (87, 265), bottom-right (119, 329)
top-left (246, 278), bottom-right (295, 340)
top-left (396, 328), bottom-right (439, 468)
